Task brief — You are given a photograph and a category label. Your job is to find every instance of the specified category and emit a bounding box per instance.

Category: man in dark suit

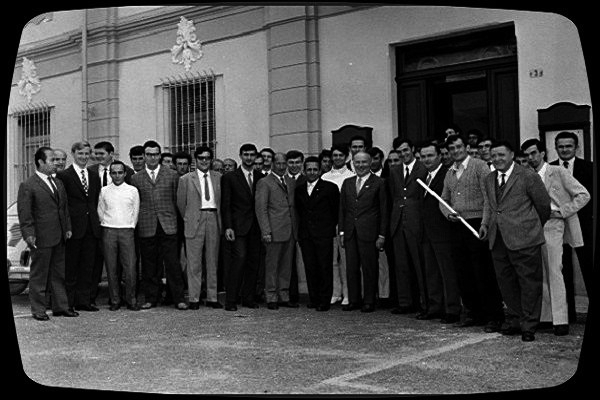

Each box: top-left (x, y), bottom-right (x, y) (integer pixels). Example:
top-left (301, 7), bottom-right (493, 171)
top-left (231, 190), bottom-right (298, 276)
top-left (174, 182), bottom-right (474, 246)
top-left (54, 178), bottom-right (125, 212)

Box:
top-left (339, 151), bottom-right (387, 312)
top-left (286, 149), bottom-right (306, 307)
top-left (255, 152), bottom-right (299, 310)
top-left (131, 140), bottom-right (188, 310)
top-left (419, 142), bottom-right (461, 323)
top-left (295, 156), bottom-right (340, 311)
top-left (55, 141), bottom-right (101, 312)
top-left (17, 147), bottom-right (77, 320)
top-left (221, 143), bottom-right (265, 311)
top-left (388, 138), bottom-right (428, 316)
top-left (482, 141), bottom-right (551, 342)
top-left (550, 131), bottom-right (593, 322)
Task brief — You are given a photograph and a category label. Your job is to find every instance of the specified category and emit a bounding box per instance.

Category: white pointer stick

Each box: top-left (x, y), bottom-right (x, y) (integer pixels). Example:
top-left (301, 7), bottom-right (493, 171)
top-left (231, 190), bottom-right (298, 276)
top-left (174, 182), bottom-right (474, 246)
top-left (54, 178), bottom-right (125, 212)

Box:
top-left (416, 178), bottom-right (480, 239)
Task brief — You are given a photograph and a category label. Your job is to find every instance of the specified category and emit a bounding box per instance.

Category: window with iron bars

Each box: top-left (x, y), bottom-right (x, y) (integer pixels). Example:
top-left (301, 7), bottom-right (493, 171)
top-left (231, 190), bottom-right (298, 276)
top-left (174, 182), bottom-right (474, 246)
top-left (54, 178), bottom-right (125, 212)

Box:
top-left (161, 72), bottom-right (216, 170)
top-left (10, 103), bottom-right (52, 183)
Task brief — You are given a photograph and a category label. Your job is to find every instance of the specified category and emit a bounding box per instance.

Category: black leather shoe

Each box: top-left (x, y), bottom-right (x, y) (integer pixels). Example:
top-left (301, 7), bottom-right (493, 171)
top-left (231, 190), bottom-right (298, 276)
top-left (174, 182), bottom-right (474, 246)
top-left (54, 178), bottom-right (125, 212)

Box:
top-left (278, 301), bottom-right (299, 308)
top-left (53, 310), bottom-right (79, 317)
top-left (440, 314), bottom-right (460, 324)
top-left (361, 304), bottom-right (375, 313)
top-left (454, 318), bottom-right (477, 328)
top-left (316, 305), bottom-right (330, 312)
top-left (521, 332), bottom-right (535, 342)
top-left (267, 302), bottom-right (279, 310)
top-left (554, 324), bottom-right (569, 336)
top-left (484, 320), bottom-right (502, 333)
top-left (109, 304), bottom-right (120, 311)
top-left (33, 313), bottom-right (50, 321)
top-left (75, 304), bottom-right (99, 312)
top-left (242, 302), bottom-right (259, 309)
top-left (342, 303), bottom-right (361, 311)
top-left (537, 321), bottom-right (553, 330)
top-left (416, 312), bottom-right (443, 320)
top-left (500, 325), bottom-right (521, 336)
top-left (189, 302), bottom-right (201, 310)
top-left (206, 301), bottom-right (223, 309)
top-left (391, 306), bottom-right (414, 315)
top-left (126, 304), bottom-right (141, 311)
top-left (225, 303), bottom-right (238, 311)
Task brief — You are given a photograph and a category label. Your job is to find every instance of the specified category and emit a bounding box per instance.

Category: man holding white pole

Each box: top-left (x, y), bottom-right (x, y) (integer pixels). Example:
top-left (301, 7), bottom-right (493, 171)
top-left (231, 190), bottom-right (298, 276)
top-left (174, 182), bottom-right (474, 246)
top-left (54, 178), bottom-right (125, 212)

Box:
top-left (439, 134), bottom-right (505, 333)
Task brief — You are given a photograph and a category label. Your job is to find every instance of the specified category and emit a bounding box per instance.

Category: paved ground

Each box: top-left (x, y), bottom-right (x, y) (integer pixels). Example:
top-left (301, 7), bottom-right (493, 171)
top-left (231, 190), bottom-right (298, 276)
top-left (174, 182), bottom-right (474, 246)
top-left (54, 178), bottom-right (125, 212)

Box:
top-left (7, 285), bottom-right (594, 395)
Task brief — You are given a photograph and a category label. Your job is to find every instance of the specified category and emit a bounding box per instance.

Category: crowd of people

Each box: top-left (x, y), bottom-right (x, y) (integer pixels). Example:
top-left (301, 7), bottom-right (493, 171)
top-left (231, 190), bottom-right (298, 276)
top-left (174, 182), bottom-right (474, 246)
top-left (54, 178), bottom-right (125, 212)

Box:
top-left (17, 128), bottom-right (592, 343)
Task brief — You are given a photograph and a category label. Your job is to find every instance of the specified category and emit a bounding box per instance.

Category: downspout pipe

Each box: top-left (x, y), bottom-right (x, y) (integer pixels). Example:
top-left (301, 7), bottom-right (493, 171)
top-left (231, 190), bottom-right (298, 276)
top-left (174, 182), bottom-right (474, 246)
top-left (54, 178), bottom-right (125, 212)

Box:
top-left (82, 10), bottom-right (88, 141)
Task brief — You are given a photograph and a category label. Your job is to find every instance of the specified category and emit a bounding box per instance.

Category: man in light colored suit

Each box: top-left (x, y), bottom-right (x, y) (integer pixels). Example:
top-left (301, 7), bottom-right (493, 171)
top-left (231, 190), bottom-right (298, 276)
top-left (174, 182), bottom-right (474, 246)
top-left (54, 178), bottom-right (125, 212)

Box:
top-left (521, 138), bottom-right (589, 336)
top-left (255, 152), bottom-right (299, 309)
top-left (177, 146), bottom-right (223, 309)
top-left (481, 140), bottom-right (551, 342)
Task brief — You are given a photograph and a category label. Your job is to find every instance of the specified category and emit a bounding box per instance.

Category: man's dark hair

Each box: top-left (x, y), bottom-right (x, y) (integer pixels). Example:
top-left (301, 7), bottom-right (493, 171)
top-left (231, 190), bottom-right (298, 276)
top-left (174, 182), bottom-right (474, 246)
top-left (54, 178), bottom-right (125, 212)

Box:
top-left (94, 141), bottom-right (115, 153)
top-left (445, 134), bottom-right (466, 147)
top-left (420, 140), bottom-right (441, 155)
top-left (239, 143), bottom-right (258, 154)
top-left (478, 136), bottom-right (494, 146)
top-left (490, 140), bottom-right (515, 153)
top-left (286, 149), bottom-right (304, 161)
top-left (160, 152), bottom-right (174, 162)
top-left (348, 135), bottom-right (366, 147)
top-left (34, 146), bottom-right (53, 168)
top-left (143, 140), bottom-right (162, 153)
top-left (520, 138), bottom-right (545, 153)
top-left (438, 141), bottom-right (449, 151)
top-left (554, 131), bottom-right (578, 146)
top-left (173, 151), bottom-right (192, 164)
top-left (318, 148), bottom-right (332, 163)
top-left (331, 143), bottom-right (349, 157)
top-left (466, 129), bottom-right (483, 140)
top-left (445, 123), bottom-right (462, 134)
top-left (194, 146), bottom-right (214, 159)
top-left (260, 147), bottom-right (275, 157)
top-left (392, 137), bottom-right (413, 150)
top-left (515, 150), bottom-right (527, 159)
top-left (304, 156), bottom-right (320, 167)
top-left (109, 160), bottom-right (126, 172)
top-left (129, 145), bottom-right (144, 156)
top-left (367, 146), bottom-right (384, 159)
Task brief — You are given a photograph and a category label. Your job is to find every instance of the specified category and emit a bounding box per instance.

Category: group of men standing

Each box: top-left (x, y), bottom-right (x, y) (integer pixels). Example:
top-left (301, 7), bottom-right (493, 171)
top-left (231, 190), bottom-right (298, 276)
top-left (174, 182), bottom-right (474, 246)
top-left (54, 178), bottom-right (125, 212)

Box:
top-left (17, 130), bottom-right (592, 344)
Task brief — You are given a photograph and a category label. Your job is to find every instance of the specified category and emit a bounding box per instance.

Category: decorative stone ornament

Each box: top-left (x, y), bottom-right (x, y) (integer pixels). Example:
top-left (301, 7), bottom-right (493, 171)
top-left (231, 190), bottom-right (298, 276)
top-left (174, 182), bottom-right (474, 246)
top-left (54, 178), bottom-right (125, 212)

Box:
top-left (17, 57), bottom-right (41, 104)
top-left (171, 16), bottom-right (203, 72)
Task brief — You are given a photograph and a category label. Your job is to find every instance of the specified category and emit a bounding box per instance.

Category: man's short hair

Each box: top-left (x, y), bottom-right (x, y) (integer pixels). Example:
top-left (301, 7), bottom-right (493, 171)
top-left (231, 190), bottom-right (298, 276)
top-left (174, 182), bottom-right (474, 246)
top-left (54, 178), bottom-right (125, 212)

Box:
top-left (94, 141), bottom-right (115, 153)
top-left (160, 152), bottom-right (174, 162)
top-left (367, 147), bottom-right (384, 159)
top-left (490, 140), bottom-right (515, 153)
top-left (331, 143), bottom-right (349, 157)
top-left (445, 134), bottom-right (467, 147)
top-left (129, 145), bottom-right (144, 156)
top-left (348, 135), bottom-right (366, 147)
top-left (34, 146), bottom-right (53, 167)
top-left (554, 131), bottom-right (578, 146)
top-left (239, 143), bottom-right (258, 154)
top-left (392, 137), bottom-right (413, 150)
top-left (478, 136), bottom-right (494, 146)
top-left (143, 140), bottom-right (161, 153)
top-left (260, 147), bottom-right (275, 157)
top-left (304, 156), bottom-right (320, 167)
top-left (194, 146), bottom-right (213, 159)
top-left (286, 149), bottom-right (304, 161)
top-left (173, 151), bottom-right (192, 164)
top-left (318, 148), bottom-right (332, 163)
top-left (520, 138), bottom-right (545, 153)
top-left (71, 140), bottom-right (91, 153)
top-left (420, 140), bottom-right (441, 155)
top-left (109, 160), bottom-right (126, 172)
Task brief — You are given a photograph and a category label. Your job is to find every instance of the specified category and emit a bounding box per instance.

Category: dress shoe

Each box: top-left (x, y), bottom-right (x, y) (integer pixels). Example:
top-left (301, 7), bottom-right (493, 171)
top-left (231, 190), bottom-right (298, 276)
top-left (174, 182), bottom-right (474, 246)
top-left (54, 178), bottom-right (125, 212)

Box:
top-left (330, 296), bottom-right (342, 305)
top-left (140, 302), bottom-right (156, 309)
top-left (500, 324), bottom-right (521, 336)
top-left (189, 302), bottom-right (201, 310)
top-left (53, 310), bottom-right (79, 317)
top-left (453, 317), bottom-right (477, 328)
top-left (267, 302), bottom-right (279, 310)
top-left (440, 314), bottom-right (460, 324)
top-left (225, 303), bottom-right (238, 311)
top-left (287, 301), bottom-right (300, 308)
top-left (206, 301), bottom-right (223, 309)
top-left (342, 303), bottom-right (361, 311)
top-left (33, 313), bottom-right (50, 321)
top-left (416, 312), bottom-right (443, 320)
top-left (521, 332), bottom-right (535, 342)
top-left (391, 306), bottom-right (414, 315)
top-left (126, 304), bottom-right (141, 311)
top-left (278, 301), bottom-right (299, 308)
top-left (242, 302), bottom-right (259, 309)
top-left (361, 304), bottom-right (375, 313)
top-left (553, 324), bottom-right (569, 336)
top-left (484, 320), bottom-right (502, 333)
top-left (176, 302), bottom-right (189, 310)
top-left (109, 304), bottom-right (121, 311)
top-left (316, 305), bottom-right (330, 312)
top-left (75, 304), bottom-right (99, 312)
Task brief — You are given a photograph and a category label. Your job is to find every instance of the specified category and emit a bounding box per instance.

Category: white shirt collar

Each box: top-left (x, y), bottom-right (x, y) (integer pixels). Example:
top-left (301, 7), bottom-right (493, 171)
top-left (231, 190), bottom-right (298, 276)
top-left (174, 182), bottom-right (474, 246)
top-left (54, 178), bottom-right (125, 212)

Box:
top-left (498, 161), bottom-right (515, 182)
top-left (356, 172), bottom-right (371, 181)
top-left (36, 170), bottom-right (51, 180)
top-left (403, 158), bottom-right (417, 172)
top-left (196, 168), bottom-right (211, 178)
top-left (307, 178), bottom-right (319, 187)
top-left (73, 163), bottom-right (87, 175)
top-left (427, 163), bottom-right (443, 180)
top-left (146, 165), bottom-right (160, 176)
top-left (537, 162), bottom-right (548, 180)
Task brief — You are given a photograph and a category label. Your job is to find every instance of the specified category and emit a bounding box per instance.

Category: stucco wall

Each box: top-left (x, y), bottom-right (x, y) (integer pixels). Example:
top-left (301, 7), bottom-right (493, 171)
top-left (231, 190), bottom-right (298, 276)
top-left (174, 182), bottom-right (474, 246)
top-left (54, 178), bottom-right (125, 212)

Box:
top-left (18, 9), bottom-right (83, 46)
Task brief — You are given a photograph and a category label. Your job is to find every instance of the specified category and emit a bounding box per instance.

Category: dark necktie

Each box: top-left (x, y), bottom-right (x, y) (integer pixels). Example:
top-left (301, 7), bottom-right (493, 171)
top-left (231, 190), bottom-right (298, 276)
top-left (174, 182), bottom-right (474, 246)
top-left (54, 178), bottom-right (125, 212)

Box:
top-left (280, 176), bottom-right (287, 191)
top-left (150, 170), bottom-right (156, 183)
top-left (404, 166), bottom-right (410, 181)
top-left (424, 172), bottom-right (432, 197)
top-left (47, 176), bottom-right (58, 201)
top-left (81, 169), bottom-right (88, 194)
top-left (496, 173), bottom-right (506, 201)
top-left (248, 172), bottom-right (253, 193)
top-left (563, 161), bottom-right (569, 169)
top-left (102, 167), bottom-right (107, 187)
top-left (356, 176), bottom-right (362, 195)
top-left (204, 173), bottom-right (210, 201)
top-left (500, 173), bottom-right (506, 188)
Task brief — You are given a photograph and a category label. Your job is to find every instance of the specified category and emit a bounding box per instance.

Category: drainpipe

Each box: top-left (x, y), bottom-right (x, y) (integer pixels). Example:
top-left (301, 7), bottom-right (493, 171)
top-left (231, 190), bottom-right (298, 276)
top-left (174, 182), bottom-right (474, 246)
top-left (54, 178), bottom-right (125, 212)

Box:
top-left (82, 10), bottom-right (88, 141)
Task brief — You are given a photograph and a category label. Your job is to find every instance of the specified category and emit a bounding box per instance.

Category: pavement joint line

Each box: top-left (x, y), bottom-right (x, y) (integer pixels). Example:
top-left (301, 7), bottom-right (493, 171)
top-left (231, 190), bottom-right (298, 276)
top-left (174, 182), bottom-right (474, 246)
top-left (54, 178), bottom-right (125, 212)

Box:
top-left (315, 332), bottom-right (499, 393)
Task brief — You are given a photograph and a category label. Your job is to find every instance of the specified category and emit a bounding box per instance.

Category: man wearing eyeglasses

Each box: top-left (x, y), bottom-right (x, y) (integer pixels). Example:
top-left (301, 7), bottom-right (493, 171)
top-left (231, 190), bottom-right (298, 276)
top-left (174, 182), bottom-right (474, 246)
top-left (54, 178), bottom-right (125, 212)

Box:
top-left (131, 140), bottom-right (188, 310)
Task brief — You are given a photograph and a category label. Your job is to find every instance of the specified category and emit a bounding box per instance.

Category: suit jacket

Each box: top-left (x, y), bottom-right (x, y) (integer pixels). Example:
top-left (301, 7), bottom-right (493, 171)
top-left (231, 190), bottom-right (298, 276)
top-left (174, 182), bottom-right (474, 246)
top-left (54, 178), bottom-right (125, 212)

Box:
top-left (221, 167), bottom-right (264, 236)
top-left (295, 178), bottom-right (340, 239)
top-left (255, 173), bottom-right (298, 242)
top-left (543, 164), bottom-right (590, 247)
top-left (88, 163), bottom-right (136, 185)
top-left (131, 166), bottom-right (180, 238)
top-left (483, 163), bottom-right (551, 251)
top-left (17, 173), bottom-right (72, 248)
top-left (421, 164), bottom-right (454, 243)
top-left (177, 170), bottom-right (222, 238)
top-left (339, 174), bottom-right (388, 242)
top-left (388, 160), bottom-right (428, 237)
top-left (550, 157), bottom-right (593, 224)
top-left (56, 165), bottom-right (101, 239)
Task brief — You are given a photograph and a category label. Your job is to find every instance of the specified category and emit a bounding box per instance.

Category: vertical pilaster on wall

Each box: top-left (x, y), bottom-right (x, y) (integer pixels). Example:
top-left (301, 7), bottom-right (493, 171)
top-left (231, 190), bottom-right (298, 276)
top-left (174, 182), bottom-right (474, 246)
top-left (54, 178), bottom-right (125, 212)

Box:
top-left (85, 7), bottom-right (120, 153)
top-left (265, 6), bottom-right (322, 155)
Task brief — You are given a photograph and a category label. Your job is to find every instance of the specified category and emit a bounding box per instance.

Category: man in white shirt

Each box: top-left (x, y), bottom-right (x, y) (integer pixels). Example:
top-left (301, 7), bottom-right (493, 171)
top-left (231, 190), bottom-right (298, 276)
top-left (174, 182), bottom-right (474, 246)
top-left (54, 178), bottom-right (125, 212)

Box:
top-left (98, 160), bottom-right (140, 311)
top-left (321, 143), bottom-right (355, 306)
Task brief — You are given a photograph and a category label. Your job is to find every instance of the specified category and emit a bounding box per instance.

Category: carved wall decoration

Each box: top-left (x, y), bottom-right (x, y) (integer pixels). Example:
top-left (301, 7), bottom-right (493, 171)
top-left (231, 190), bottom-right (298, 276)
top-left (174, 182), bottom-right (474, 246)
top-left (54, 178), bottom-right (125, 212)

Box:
top-left (171, 16), bottom-right (203, 72)
top-left (17, 57), bottom-right (41, 104)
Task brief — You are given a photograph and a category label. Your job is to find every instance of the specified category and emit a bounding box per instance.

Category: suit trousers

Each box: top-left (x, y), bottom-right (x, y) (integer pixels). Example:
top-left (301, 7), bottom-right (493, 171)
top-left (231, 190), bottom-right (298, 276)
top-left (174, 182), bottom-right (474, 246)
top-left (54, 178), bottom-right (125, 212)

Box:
top-left (491, 230), bottom-right (543, 334)
top-left (332, 232), bottom-right (349, 302)
top-left (225, 227), bottom-right (261, 305)
top-left (392, 228), bottom-right (426, 311)
top-left (139, 222), bottom-right (185, 304)
top-left (103, 227), bottom-right (137, 306)
top-left (90, 240), bottom-right (105, 304)
top-left (65, 222), bottom-right (97, 307)
top-left (186, 211), bottom-right (220, 303)
top-left (344, 234), bottom-right (378, 306)
top-left (377, 251), bottom-right (390, 299)
top-left (452, 218), bottom-right (504, 322)
top-left (299, 237), bottom-right (334, 306)
top-left (540, 219), bottom-right (569, 325)
top-left (29, 243), bottom-right (69, 315)
top-left (264, 238), bottom-right (295, 303)
top-left (422, 238), bottom-right (461, 316)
